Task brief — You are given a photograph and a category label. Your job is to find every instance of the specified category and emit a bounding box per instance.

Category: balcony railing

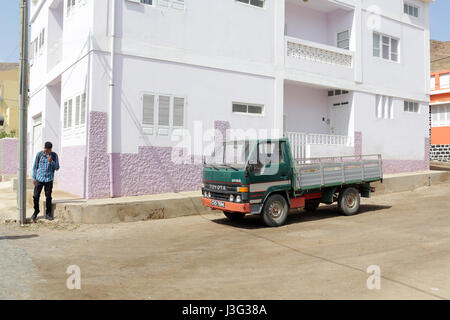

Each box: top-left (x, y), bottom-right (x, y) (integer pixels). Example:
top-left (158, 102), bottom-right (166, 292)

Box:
top-left (286, 37), bottom-right (353, 68)
top-left (285, 132), bottom-right (354, 160)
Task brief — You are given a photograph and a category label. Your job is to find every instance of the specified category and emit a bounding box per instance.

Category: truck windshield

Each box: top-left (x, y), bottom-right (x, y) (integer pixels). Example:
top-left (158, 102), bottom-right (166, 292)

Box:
top-left (206, 140), bottom-right (255, 169)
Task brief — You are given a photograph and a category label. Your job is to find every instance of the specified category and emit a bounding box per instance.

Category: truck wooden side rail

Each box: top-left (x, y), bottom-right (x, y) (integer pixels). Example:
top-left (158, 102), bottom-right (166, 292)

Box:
top-left (294, 155), bottom-right (383, 191)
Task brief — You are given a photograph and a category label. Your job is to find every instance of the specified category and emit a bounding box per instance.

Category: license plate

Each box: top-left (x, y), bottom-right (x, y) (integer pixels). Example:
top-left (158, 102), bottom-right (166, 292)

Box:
top-left (211, 200), bottom-right (225, 208)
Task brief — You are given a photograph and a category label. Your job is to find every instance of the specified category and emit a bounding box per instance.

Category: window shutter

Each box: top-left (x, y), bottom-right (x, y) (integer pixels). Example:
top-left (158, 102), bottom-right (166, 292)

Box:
top-left (142, 94), bottom-right (155, 125)
top-left (430, 76), bottom-right (436, 90)
top-left (158, 0), bottom-right (169, 7)
top-left (75, 96), bottom-right (81, 126)
top-left (173, 97), bottom-right (185, 127)
top-left (67, 99), bottom-right (73, 127)
top-left (172, 0), bottom-right (185, 10)
top-left (64, 102), bottom-right (68, 128)
top-left (440, 73), bottom-right (450, 89)
top-left (80, 93), bottom-right (86, 125)
top-left (158, 96), bottom-right (170, 126)
top-left (157, 96), bottom-right (170, 136)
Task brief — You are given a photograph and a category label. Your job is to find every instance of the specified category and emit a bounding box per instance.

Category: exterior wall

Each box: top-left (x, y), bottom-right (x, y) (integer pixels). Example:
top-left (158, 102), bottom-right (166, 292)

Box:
top-left (284, 84), bottom-right (330, 134)
top-left (0, 138), bottom-right (18, 175)
top-left (28, 0), bottom-right (433, 198)
top-left (0, 65), bottom-right (19, 135)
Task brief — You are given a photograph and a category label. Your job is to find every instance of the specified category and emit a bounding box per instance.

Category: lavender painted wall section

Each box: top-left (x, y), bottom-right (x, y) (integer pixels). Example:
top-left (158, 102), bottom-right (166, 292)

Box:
top-left (0, 138), bottom-right (18, 175)
top-left (109, 120), bottom-right (230, 197)
top-left (58, 146), bottom-right (86, 197)
top-left (356, 132), bottom-right (429, 174)
top-left (112, 147), bottom-right (203, 197)
top-left (87, 112), bottom-right (111, 199)
top-left (382, 137), bottom-right (430, 174)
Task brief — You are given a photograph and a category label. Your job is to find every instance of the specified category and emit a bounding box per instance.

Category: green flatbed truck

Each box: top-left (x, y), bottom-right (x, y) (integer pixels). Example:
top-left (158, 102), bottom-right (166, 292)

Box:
top-left (202, 138), bottom-right (383, 227)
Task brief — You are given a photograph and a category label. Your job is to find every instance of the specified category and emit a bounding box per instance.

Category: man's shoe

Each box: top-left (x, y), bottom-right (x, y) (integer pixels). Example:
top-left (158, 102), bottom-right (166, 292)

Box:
top-left (31, 213), bottom-right (38, 222)
top-left (45, 215), bottom-right (54, 221)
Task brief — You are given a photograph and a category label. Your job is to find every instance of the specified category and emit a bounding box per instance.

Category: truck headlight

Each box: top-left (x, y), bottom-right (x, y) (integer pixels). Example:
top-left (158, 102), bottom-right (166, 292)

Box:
top-left (236, 195), bottom-right (242, 203)
top-left (229, 194), bottom-right (234, 202)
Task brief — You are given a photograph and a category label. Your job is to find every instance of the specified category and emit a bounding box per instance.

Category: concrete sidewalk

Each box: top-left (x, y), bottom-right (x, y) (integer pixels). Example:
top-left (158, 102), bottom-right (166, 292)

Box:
top-left (1, 170), bottom-right (449, 225)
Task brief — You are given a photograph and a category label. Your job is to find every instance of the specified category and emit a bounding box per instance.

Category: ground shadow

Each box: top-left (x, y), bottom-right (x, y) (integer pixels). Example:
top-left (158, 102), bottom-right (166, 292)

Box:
top-left (211, 204), bottom-right (392, 230)
top-left (0, 234), bottom-right (39, 241)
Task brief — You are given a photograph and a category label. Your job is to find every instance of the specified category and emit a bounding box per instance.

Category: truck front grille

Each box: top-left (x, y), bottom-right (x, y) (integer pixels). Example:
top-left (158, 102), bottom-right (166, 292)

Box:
top-left (210, 192), bottom-right (229, 201)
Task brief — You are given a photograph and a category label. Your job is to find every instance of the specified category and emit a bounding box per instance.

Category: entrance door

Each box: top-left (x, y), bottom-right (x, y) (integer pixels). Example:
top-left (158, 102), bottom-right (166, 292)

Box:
top-left (330, 102), bottom-right (351, 135)
top-left (32, 116), bottom-right (43, 162)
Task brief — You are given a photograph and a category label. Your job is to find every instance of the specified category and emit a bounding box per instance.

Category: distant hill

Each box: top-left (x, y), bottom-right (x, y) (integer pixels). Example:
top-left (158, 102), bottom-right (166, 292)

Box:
top-left (431, 40), bottom-right (450, 73)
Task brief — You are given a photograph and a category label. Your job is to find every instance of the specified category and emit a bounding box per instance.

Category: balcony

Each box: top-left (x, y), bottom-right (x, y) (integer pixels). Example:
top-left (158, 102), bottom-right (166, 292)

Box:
top-left (286, 37), bottom-right (353, 68)
top-left (285, 132), bottom-right (354, 160)
top-left (284, 0), bottom-right (355, 82)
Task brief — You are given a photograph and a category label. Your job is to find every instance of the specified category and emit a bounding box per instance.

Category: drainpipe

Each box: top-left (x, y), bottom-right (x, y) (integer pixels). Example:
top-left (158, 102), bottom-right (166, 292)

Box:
top-left (108, 0), bottom-right (117, 197)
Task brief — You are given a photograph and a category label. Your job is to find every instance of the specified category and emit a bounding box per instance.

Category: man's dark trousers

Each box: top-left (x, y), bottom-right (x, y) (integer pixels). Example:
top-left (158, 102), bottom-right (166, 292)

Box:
top-left (33, 180), bottom-right (53, 218)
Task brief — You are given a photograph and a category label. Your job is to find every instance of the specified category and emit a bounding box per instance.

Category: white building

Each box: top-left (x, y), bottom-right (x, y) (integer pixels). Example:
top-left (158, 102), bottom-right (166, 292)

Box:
top-left (28, 0), bottom-right (433, 198)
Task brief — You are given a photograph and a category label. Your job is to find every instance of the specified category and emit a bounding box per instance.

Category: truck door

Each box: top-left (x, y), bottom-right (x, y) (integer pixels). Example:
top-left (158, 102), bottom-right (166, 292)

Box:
top-left (248, 141), bottom-right (292, 198)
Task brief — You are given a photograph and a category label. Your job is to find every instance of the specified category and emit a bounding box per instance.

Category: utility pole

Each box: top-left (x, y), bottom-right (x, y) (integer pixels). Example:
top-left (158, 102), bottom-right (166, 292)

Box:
top-left (18, 0), bottom-right (29, 226)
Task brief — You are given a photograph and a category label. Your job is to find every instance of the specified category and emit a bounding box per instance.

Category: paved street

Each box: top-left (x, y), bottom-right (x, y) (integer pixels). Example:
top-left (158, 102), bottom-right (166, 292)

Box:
top-left (1, 183), bottom-right (450, 300)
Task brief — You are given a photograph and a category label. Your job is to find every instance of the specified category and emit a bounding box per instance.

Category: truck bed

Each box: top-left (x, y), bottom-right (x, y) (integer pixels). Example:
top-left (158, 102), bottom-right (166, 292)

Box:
top-left (294, 155), bottom-right (383, 191)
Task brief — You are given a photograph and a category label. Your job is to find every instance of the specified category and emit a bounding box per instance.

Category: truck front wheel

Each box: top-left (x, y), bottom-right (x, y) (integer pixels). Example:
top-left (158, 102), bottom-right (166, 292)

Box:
top-left (338, 187), bottom-right (360, 216)
top-left (223, 211), bottom-right (245, 221)
top-left (261, 194), bottom-right (289, 227)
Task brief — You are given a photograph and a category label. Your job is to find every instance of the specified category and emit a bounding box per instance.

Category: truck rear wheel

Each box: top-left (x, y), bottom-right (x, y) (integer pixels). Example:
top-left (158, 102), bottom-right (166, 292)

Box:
top-left (223, 211), bottom-right (245, 221)
top-left (261, 194), bottom-right (288, 227)
top-left (338, 187), bottom-right (360, 216)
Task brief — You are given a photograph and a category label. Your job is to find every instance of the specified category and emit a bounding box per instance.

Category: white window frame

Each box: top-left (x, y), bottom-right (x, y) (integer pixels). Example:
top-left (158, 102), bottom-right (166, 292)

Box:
top-left (431, 104), bottom-right (450, 127)
top-left (232, 102), bottom-right (264, 117)
top-left (373, 32), bottom-right (400, 63)
top-left (404, 2), bottom-right (419, 18)
top-left (439, 73), bottom-right (450, 89)
top-left (235, 0), bottom-right (265, 9)
top-left (336, 29), bottom-right (350, 50)
top-left (430, 76), bottom-right (436, 90)
top-left (376, 95), bottom-right (394, 119)
top-left (62, 92), bottom-right (87, 138)
top-left (141, 92), bottom-right (187, 137)
top-left (404, 100), bottom-right (420, 114)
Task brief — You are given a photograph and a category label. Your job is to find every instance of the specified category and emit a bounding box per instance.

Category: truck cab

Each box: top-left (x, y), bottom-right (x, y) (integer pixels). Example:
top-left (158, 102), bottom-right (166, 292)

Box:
top-left (202, 138), bottom-right (382, 227)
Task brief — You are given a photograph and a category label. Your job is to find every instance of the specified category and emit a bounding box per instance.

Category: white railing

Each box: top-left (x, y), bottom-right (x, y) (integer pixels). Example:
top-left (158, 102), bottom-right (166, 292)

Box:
top-left (286, 37), bottom-right (353, 68)
top-left (285, 132), bottom-right (354, 160)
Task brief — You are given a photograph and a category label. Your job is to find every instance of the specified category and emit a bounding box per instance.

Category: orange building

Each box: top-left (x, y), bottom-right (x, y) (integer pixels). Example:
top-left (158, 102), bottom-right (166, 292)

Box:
top-left (430, 70), bottom-right (450, 161)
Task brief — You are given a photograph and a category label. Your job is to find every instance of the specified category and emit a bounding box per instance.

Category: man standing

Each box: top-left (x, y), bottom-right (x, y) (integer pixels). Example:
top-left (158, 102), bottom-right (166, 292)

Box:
top-left (31, 141), bottom-right (60, 222)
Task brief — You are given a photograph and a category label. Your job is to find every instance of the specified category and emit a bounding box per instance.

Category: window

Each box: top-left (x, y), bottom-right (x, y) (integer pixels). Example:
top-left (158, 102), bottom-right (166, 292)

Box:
top-left (404, 3), bottom-right (419, 18)
top-left (376, 95), bottom-right (394, 119)
top-left (431, 104), bottom-right (450, 127)
top-left (232, 103), bottom-right (263, 115)
top-left (430, 76), bottom-right (436, 90)
top-left (404, 100), bottom-right (419, 113)
top-left (258, 142), bottom-right (284, 166)
top-left (140, 0), bottom-right (152, 4)
top-left (328, 89), bottom-right (349, 97)
top-left (39, 29), bottom-right (45, 49)
top-left (373, 33), bottom-right (399, 62)
top-left (80, 93), bottom-right (86, 125)
top-left (142, 93), bottom-right (186, 136)
top-left (67, 0), bottom-right (76, 15)
top-left (236, 0), bottom-right (264, 8)
top-left (63, 93), bottom-right (87, 131)
top-left (158, 0), bottom-right (185, 10)
top-left (75, 96), bottom-right (81, 126)
top-left (337, 30), bottom-right (350, 50)
top-left (440, 73), bottom-right (450, 89)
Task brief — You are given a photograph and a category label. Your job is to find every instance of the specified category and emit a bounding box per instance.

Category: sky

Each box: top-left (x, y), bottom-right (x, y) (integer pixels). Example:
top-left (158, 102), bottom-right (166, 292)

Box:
top-left (0, 0), bottom-right (449, 63)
